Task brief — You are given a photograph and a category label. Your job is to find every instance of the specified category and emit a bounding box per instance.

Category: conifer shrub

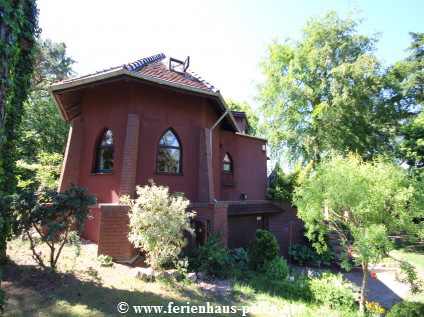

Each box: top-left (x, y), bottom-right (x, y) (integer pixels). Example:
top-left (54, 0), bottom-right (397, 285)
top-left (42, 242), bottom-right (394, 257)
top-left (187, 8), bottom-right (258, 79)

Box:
top-left (248, 229), bottom-right (280, 271)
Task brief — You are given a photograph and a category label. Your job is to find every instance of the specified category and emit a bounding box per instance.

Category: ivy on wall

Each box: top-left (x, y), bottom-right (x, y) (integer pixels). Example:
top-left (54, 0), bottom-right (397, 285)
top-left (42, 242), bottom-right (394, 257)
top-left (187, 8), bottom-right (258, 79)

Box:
top-left (0, 0), bottom-right (39, 313)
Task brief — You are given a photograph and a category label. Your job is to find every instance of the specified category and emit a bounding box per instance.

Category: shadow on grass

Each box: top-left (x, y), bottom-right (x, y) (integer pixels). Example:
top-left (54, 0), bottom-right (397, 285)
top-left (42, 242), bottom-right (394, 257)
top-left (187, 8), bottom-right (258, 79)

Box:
top-left (393, 237), bottom-right (424, 254)
top-left (2, 260), bottom-right (231, 317)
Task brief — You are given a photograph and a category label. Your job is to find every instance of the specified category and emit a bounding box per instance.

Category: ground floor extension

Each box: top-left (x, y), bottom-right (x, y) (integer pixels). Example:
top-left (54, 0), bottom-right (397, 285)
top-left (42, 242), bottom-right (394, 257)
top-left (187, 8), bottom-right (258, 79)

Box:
top-left (82, 200), bottom-right (304, 261)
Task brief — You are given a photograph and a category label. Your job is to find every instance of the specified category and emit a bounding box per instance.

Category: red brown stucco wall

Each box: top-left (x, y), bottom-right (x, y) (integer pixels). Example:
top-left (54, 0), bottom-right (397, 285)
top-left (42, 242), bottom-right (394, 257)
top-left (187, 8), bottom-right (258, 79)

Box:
top-left (61, 79), bottom-right (268, 204)
top-left (218, 131), bottom-right (267, 201)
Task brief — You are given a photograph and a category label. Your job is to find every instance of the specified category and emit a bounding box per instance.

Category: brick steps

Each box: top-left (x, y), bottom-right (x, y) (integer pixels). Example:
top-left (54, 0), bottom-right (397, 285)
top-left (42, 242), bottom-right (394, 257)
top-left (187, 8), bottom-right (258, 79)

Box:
top-left (330, 230), bottom-right (362, 271)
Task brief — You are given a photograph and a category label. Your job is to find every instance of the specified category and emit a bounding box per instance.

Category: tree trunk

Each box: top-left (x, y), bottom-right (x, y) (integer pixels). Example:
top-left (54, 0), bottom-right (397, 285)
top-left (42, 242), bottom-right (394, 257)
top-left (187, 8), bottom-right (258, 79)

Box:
top-left (0, 236), bottom-right (7, 265)
top-left (359, 260), bottom-right (368, 314)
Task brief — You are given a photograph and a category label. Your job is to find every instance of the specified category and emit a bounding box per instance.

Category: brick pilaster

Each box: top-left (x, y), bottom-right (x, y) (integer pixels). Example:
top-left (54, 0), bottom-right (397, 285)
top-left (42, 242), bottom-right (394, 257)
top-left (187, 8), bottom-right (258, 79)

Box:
top-left (97, 204), bottom-right (137, 261)
top-left (212, 203), bottom-right (228, 247)
top-left (198, 128), bottom-right (214, 202)
top-left (119, 114), bottom-right (139, 198)
top-left (59, 117), bottom-right (84, 191)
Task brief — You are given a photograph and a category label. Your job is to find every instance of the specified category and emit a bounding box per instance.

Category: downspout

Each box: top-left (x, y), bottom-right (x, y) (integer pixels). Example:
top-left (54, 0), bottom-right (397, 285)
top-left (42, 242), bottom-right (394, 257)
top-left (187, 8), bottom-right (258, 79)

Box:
top-left (210, 110), bottom-right (229, 157)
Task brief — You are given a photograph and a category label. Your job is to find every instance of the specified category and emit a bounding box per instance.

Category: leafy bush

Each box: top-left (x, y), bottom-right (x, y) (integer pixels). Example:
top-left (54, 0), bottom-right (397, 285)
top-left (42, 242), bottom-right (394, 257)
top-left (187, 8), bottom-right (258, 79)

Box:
top-left (16, 152), bottom-right (63, 192)
top-left (98, 254), bottom-right (113, 267)
top-left (264, 256), bottom-right (289, 280)
top-left (185, 247), bottom-right (201, 273)
top-left (386, 301), bottom-right (424, 317)
top-left (288, 244), bottom-right (335, 266)
top-left (121, 180), bottom-right (195, 270)
top-left (249, 229), bottom-right (280, 271)
top-left (196, 234), bottom-right (229, 277)
top-left (15, 183), bottom-right (96, 270)
top-left (243, 272), bottom-right (312, 302)
top-left (310, 272), bottom-right (357, 309)
top-left (229, 248), bottom-right (249, 271)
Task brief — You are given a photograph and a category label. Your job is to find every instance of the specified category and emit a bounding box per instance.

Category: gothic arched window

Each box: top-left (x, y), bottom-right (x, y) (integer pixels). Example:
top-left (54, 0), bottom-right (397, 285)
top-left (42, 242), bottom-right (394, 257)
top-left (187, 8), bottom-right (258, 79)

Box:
top-left (95, 129), bottom-right (114, 172)
top-left (157, 129), bottom-right (181, 173)
top-left (223, 153), bottom-right (233, 173)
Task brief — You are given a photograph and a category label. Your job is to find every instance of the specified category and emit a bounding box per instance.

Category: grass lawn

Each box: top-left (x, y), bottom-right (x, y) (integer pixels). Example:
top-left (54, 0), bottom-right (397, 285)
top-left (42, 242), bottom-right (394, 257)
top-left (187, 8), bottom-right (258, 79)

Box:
top-left (2, 239), bottom-right (361, 317)
top-left (389, 240), bottom-right (424, 303)
top-left (390, 242), bottom-right (424, 271)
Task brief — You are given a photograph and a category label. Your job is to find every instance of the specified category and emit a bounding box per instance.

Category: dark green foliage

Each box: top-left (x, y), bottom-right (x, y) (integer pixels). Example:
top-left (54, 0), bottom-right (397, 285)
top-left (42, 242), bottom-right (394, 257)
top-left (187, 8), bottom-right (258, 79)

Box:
top-left (401, 112), bottom-right (424, 174)
top-left (236, 271), bottom-right (312, 302)
top-left (16, 37), bottom-right (74, 164)
top-left (267, 164), bottom-right (300, 203)
top-left (17, 91), bottom-right (69, 163)
top-left (386, 301), bottom-right (424, 317)
top-left (0, 0), bottom-right (39, 193)
top-left (399, 32), bottom-right (424, 106)
top-left (226, 98), bottom-right (259, 135)
top-left (288, 244), bottom-right (335, 267)
top-left (0, 2), bottom-right (39, 286)
top-left (13, 183), bottom-right (96, 270)
top-left (263, 256), bottom-right (289, 280)
top-left (31, 38), bottom-right (75, 91)
top-left (229, 247), bottom-right (249, 271)
top-left (248, 229), bottom-right (280, 271)
top-left (196, 234), bottom-right (230, 277)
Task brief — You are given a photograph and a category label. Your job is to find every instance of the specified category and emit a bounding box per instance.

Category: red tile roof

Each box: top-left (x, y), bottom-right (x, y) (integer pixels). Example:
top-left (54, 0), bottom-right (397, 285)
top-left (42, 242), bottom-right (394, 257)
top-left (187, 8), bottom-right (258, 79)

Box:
top-left (62, 53), bottom-right (219, 93)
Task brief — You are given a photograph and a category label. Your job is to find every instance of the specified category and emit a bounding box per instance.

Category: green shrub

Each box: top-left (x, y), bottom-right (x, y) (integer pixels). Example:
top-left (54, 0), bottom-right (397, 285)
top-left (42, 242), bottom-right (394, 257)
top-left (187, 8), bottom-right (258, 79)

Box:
top-left (246, 273), bottom-right (312, 302)
top-left (310, 272), bottom-right (357, 309)
top-left (185, 247), bottom-right (201, 272)
top-left (121, 180), bottom-right (195, 270)
top-left (288, 244), bottom-right (335, 266)
top-left (264, 256), bottom-right (289, 280)
top-left (197, 234), bottom-right (229, 277)
top-left (386, 301), bottom-right (424, 317)
top-left (229, 248), bottom-right (249, 271)
top-left (98, 254), bottom-right (113, 267)
top-left (267, 164), bottom-right (300, 204)
top-left (249, 229), bottom-right (280, 271)
top-left (15, 183), bottom-right (96, 270)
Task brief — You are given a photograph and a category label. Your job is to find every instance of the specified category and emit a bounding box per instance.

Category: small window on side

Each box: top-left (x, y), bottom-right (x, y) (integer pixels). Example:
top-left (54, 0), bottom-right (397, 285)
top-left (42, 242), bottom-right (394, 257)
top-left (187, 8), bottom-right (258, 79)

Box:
top-left (95, 129), bottom-right (114, 173)
top-left (223, 153), bottom-right (233, 173)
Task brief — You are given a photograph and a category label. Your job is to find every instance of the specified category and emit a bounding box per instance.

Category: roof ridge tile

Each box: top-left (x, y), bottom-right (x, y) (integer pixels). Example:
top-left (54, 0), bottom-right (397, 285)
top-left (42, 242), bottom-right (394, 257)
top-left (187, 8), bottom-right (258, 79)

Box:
top-left (124, 53), bottom-right (165, 71)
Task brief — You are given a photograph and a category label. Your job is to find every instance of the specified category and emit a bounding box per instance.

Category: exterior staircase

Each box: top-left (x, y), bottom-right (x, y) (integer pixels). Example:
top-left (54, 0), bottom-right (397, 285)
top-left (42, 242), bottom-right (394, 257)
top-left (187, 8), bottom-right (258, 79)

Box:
top-left (329, 230), bottom-right (362, 271)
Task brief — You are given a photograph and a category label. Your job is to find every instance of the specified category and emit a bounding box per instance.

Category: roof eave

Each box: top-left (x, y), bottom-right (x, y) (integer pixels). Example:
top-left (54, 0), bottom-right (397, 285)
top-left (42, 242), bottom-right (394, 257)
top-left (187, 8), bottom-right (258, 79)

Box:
top-left (50, 68), bottom-right (240, 132)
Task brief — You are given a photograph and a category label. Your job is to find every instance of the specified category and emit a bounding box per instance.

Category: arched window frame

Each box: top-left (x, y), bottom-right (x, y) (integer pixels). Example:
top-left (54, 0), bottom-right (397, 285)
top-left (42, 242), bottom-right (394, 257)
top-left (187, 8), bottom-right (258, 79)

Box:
top-left (94, 128), bottom-right (114, 173)
top-left (222, 152), bottom-right (233, 174)
top-left (156, 128), bottom-right (182, 174)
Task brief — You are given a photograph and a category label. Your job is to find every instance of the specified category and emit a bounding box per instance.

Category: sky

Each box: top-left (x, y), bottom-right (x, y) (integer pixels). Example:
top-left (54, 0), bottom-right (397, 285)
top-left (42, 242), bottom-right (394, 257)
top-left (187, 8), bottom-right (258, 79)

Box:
top-left (37, 0), bottom-right (423, 106)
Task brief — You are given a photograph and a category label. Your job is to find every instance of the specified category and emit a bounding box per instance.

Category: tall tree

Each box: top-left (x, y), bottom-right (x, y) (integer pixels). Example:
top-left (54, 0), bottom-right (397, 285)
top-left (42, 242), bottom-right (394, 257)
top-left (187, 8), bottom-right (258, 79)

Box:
top-left (0, 0), bottom-right (38, 256)
top-left (0, 0), bottom-right (38, 154)
top-left (397, 33), bottom-right (423, 177)
top-left (15, 38), bottom-right (74, 193)
top-left (0, 0), bottom-right (39, 312)
top-left (401, 111), bottom-right (424, 173)
top-left (258, 11), bottom-right (411, 166)
top-left (31, 38), bottom-right (75, 91)
top-left (400, 32), bottom-right (424, 106)
top-left (17, 38), bottom-right (74, 163)
top-left (226, 98), bottom-right (259, 135)
top-left (294, 153), bottom-right (424, 313)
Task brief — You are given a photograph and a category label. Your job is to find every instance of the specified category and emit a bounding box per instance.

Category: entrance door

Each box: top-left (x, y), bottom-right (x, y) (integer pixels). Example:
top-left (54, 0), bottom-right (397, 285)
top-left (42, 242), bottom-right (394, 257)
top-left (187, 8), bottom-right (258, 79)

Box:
top-left (228, 215), bottom-right (265, 249)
